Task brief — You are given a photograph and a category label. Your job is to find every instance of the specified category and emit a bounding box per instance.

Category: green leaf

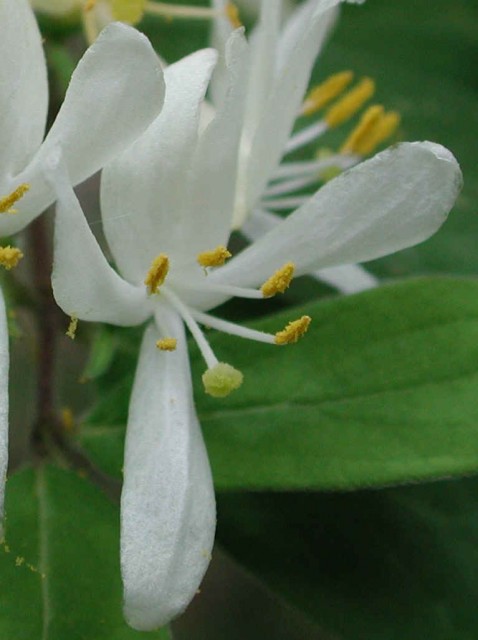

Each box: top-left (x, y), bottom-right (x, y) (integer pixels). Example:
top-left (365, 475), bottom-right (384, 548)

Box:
top-left (82, 278), bottom-right (478, 490)
top-left (216, 475), bottom-right (478, 639)
top-left (0, 466), bottom-right (171, 639)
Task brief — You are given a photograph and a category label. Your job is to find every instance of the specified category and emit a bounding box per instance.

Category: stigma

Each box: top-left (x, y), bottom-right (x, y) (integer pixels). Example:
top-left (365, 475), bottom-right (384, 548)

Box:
top-left (145, 254), bottom-right (169, 294)
top-left (202, 362), bottom-right (243, 398)
top-left (0, 184), bottom-right (30, 214)
top-left (0, 246), bottom-right (23, 270)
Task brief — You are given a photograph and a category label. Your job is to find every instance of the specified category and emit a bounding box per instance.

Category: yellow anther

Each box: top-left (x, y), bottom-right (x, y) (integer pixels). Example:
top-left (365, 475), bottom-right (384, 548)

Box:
top-left (84, 0), bottom-right (96, 11)
top-left (356, 111), bottom-right (401, 155)
top-left (261, 262), bottom-right (295, 297)
top-left (197, 245), bottom-right (232, 268)
top-left (0, 183), bottom-right (30, 214)
top-left (340, 105), bottom-right (384, 154)
top-left (301, 71), bottom-right (354, 116)
top-left (111, 0), bottom-right (146, 23)
top-left (145, 253), bottom-right (169, 294)
top-left (202, 362), bottom-right (243, 398)
top-left (325, 78), bottom-right (375, 128)
top-left (225, 2), bottom-right (241, 28)
top-left (66, 315), bottom-right (78, 340)
top-left (274, 315), bottom-right (311, 345)
top-left (61, 407), bottom-right (75, 433)
top-left (156, 337), bottom-right (177, 351)
top-left (0, 246), bottom-right (23, 270)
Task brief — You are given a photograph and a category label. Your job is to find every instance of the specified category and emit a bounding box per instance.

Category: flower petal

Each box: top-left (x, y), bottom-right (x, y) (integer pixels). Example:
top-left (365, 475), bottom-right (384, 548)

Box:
top-left (0, 0), bottom-right (47, 177)
top-left (0, 287), bottom-right (8, 534)
top-left (242, 208), bottom-right (377, 293)
top-left (48, 155), bottom-right (150, 326)
top-left (101, 48), bottom-right (218, 284)
top-left (121, 314), bottom-right (215, 630)
top-left (2, 22), bottom-right (165, 236)
top-left (238, 0), bottom-right (343, 224)
top-left (213, 142), bottom-right (463, 287)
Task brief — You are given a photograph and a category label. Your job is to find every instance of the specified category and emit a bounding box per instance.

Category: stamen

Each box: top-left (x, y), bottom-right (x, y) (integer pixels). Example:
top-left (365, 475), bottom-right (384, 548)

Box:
top-left (0, 246), bottom-right (23, 270)
top-left (66, 315), bottom-right (78, 340)
top-left (274, 315), bottom-right (311, 345)
top-left (261, 262), bottom-right (295, 297)
top-left (111, 0), bottom-right (146, 23)
top-left (225, 2), bottom-right (242, 28)
top-left (356, 111), bottom-right (400, 155)
top-left (0, 183), bottom-right (30, 214)
top-left (301, 71), bottom-right (354, 116)
top-left (145, 253), bottom-right (169, 294)
top-left (340, 105), bottom-right (384, 154)
top-left (202, 362), bottom-right (243, 398)
top-left (145, 1), bottom-right (221, 20)
top-left (156, 337), bottom-right (177, 351)
top-left (197, 245), bottom-right (232, 268)
top-left (324, 78), bottom-right (375, 128)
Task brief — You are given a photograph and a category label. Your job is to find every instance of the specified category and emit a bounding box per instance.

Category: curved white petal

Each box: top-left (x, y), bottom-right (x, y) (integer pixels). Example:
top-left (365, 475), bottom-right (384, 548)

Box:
top-left (0, 287), bottom-right (8, 534)
top-left (121, 315), bottom-right (215, 630)
top-left (1, 23), bottom-right (165, 236)
top-left (101, 48), bottom-right (218, 284)
top-left (209, 0), bottom-right (234, 107)
top-left (213, 142), bottom-right (463, 287)
top-left (182, 30), bottom-right (249, 258)
top-left (242, 208), bottom-right (377, 293)
top-left (238, 0), bottom-right (343, 225)
top-left (0, 0), bottom-right (48, 177)
top-left (48, 156), bottom-right (150, 326)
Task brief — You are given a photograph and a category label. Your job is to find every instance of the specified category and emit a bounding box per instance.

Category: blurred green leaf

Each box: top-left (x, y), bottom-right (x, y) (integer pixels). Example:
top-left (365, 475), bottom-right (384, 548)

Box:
top-left (82, 278), bottom-right (478, 490)
top-left (81, 326), bottom-right (119, 382)
top-left (0, 466), bottom-right (171, 639)
top-left (217, 474), bottom-right (478, 639)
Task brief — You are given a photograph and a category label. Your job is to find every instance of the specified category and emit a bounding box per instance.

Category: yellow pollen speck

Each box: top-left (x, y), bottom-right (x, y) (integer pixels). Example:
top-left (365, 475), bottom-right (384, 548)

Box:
top-left (61, 407), bottom-right (75, 433)
top-left (325, 78), bottom-right (375, 128)
top-left (0, 183), bottom-right (30, 214)
top-left (261, 262), bottom-right (295, 297)
top-left (274, 315), bottom-right (311, 345)
top-left (145, 253), bottom-right (169, 294)
top-left (340, 104), bottom-right (384, 154)
top-left (197, 245), bottom-right (232, 268)
top-left (84, 0), bottom-right (96, 11)
top-left (202, 362), bottom-right (243, 398)
top-left (156, 337), bottom-right (177, 351)
top-left (225, 2), bottom-right (241, 28)
top-left (111, 0), bottom-right (146, 23)
top-left (301, 71), bottom-right (354, 116)
top-left (66, 315), bottom-right (78, 340)
top-left (0, 246), bottom-right (23, 270)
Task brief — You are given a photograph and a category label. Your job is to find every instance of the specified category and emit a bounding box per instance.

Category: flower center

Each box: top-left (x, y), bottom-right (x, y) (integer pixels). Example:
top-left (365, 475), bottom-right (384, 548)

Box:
top-left (143, 249), bottom-right (310, 397)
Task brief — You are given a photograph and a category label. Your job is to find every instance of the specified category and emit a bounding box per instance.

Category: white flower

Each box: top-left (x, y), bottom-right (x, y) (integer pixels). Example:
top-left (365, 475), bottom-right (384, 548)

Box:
top-left (210, 0), bottom-right (415, 293)
top-left (0, 0), bottom-right (165, 241)
top-left (47, 27), bottom-right (460, 631)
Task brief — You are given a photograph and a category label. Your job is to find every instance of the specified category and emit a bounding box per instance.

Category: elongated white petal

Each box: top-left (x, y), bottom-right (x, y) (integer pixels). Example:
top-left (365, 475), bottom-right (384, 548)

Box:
top-left (2, 23), bottom-right (165, 236)
top-left (48, 156), bottom-right (150, 326)
top-left (237, 0), bottom-right (343, 225)
top-left (0, 0), bottom-right (47, 177)
top-left (122, 315), bottom-right (215, 630)
top-left (183, 30), bottom-right (249, 257)
top-left (242, 208), bottom-right (377, 293)
top-left (209, 0), bottom-right (234, 107)
top-left (213, 142), bottom-right (463, 287)
top-left (0, 287), bottom-right (8, 534)
top-left (101, 49), bottom-right (218, 284)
